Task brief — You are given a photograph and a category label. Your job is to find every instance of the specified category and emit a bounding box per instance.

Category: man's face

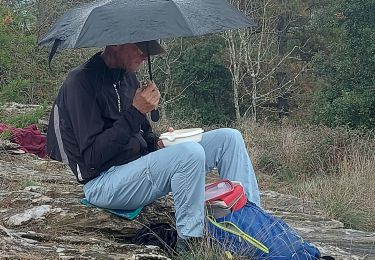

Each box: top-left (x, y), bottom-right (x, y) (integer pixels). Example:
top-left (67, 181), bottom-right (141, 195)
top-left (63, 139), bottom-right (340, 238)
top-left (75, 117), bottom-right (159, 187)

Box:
top-left (115, 43), bottom-right (147, 72)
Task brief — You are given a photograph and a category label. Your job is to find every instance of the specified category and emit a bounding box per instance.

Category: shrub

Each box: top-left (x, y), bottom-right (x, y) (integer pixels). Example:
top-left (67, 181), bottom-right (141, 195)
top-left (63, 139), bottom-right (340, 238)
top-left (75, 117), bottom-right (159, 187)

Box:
top-left (310, 0), bottom-right (375, 129)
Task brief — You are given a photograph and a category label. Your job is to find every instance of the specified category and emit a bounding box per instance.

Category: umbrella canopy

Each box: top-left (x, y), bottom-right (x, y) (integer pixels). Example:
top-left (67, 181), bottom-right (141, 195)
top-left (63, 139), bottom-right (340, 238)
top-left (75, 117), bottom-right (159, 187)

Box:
top-left (38, 0), bottom-right (255, 50)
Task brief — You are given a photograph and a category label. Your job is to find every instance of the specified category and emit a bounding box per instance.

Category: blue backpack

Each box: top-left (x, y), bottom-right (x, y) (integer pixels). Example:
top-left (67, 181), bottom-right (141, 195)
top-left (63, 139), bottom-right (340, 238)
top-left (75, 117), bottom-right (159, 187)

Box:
top-left (207, 202), bottom-right (321, 259)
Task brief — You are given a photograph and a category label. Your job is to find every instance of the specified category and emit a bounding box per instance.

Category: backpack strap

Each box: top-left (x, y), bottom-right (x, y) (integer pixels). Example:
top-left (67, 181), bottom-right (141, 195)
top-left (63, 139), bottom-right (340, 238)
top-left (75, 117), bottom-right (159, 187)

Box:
top-left (207, 215), bottom-right (269, 254)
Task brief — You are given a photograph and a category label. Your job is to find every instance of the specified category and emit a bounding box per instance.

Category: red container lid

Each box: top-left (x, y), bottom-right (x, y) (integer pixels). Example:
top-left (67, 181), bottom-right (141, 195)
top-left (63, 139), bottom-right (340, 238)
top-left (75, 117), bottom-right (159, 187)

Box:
top-left (205, 179), bottom-right (234, 202)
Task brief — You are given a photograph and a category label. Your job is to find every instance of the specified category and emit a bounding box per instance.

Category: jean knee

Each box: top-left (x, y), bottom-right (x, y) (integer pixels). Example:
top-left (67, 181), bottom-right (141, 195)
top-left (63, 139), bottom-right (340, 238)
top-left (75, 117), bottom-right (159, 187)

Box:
top-left (177, 141), bottom-right (205, 164)
top-left (219, 128), bottom-right (243, 141)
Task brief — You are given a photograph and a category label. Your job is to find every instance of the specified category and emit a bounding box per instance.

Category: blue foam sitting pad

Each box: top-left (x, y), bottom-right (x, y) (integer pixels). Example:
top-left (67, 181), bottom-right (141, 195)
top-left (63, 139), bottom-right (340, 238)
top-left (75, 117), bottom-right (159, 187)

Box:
top-left (80, 198), bottom-right (142, 220)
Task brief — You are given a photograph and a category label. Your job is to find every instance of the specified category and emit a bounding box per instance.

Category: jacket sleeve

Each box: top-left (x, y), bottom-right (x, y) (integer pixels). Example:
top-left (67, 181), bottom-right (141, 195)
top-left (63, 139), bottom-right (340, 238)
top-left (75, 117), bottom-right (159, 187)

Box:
top-left (141, 118), bottom-right (158, 152)
top-left (64, 74), bottom-right (145, 172)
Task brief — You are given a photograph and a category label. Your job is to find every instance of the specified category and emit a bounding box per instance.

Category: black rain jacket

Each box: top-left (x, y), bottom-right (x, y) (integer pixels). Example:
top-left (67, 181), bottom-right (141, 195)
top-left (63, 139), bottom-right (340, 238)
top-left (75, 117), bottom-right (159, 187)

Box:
top-left (47, 52), bottom-right (157, 184)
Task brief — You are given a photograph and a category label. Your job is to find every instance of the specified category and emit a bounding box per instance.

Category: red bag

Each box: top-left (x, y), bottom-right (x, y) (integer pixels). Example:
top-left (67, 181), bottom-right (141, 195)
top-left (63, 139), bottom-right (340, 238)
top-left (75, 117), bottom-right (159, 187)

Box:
top-left (205, 179), bottom-right (247, 218)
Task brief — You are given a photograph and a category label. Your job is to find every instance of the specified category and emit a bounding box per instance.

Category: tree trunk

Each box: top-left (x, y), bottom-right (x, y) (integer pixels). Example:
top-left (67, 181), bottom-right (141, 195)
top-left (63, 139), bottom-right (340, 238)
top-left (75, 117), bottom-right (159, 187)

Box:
top-left (233, 74), bottom-right (241, 121)
top-left (276, 4), bottom-right (290, 118)
top-left (225, 28), bottom-right (242, 121)
top-left (251, 73), bottom-right (257, 122)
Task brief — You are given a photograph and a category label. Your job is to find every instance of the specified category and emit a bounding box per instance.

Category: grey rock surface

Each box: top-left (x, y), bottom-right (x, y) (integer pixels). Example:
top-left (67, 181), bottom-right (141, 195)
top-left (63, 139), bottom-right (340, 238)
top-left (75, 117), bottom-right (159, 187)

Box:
top-left (0, 139), bottom-right (21, 150)
top-left (0, 102), bottom-right (44, 115)
top-left (6, 205), bottom-right (55, 226)
top-left (262, 191), bottom-right (375, 259)
top-left (0, 155), bottom-right (374, 259)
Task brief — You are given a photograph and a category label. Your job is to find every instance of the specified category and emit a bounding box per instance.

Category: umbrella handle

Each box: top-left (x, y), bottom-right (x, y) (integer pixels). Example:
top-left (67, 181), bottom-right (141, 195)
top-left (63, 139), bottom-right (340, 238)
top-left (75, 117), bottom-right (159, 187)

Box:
top-left (147, 51), bottom-right (153, 81)
top-left (151, 109), bottom-right (160, 122)
top-left (146, 43), bottom-right (160, 122)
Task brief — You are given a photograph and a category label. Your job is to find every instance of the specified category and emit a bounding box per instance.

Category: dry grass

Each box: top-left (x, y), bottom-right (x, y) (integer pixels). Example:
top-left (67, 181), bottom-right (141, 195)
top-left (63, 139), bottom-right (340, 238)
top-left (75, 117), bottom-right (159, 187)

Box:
top-left (174, 235), bottom-right (251, 260)
top-left (237, 120), bottom-right (375, 231)
top-left (297, 138), bottom-right (375, 231)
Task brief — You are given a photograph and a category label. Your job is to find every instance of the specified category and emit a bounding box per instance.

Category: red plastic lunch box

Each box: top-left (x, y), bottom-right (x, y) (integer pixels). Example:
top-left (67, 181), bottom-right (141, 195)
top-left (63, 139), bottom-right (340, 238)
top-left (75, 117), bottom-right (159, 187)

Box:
top-left (205, 179), bottom-right (247, 217)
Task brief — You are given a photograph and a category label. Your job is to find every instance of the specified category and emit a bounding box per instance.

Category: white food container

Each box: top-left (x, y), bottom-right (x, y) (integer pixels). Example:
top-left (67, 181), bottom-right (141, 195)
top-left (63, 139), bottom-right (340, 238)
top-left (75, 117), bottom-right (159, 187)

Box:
top-left (159, 128), bottom-right (204, 147)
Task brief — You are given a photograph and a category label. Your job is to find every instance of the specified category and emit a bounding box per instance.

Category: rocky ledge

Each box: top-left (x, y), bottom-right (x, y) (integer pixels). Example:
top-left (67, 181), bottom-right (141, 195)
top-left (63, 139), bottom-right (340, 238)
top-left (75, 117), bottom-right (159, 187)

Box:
top-left (0, 154), bottom-right (374, 259)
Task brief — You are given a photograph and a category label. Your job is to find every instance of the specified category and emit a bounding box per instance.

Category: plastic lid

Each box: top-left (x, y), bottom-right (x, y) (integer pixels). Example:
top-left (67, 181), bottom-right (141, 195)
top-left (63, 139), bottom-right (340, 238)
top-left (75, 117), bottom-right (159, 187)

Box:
top-left (205, 180), bottom-right (233, 201)
top-left (159, 128), bottom-right (204, 140)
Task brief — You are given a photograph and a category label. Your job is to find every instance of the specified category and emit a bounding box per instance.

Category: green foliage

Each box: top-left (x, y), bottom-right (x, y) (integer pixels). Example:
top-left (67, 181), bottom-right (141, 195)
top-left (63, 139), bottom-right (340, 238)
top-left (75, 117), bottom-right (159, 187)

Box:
top-left (0, 4), bottom-right (38, 103)
top-left (0, 130), bottom-right (12, 141)
top-left (312, 83), bottom-right (375, 128)
top-left (0, 77), bottom-right (30, 103)
top-left (0, 106), bottom-right (47, 129)
top-left (0, 3), bottom-right (93, 105)
top-left (171, 37), bottom-right (234, 125)
top-left (311, 0), bottom-right (375, 128)
top-left (20, 178), bottom-right (39, 189)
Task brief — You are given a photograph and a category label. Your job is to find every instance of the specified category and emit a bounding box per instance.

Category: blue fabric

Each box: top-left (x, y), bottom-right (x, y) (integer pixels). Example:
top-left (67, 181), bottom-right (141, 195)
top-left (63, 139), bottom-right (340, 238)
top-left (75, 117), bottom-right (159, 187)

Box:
top-left (83, 128), bottom-right (260, 239)
top-left (208, 202), bottom-right (321, 259)
top-left (80, 198), bottom-right (142, 220)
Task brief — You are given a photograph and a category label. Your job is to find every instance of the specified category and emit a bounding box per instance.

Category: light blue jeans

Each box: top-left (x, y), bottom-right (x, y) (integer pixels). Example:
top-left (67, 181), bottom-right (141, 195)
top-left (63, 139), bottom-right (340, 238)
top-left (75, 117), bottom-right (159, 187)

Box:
top-left (83, 128), bottom-right (260, 239)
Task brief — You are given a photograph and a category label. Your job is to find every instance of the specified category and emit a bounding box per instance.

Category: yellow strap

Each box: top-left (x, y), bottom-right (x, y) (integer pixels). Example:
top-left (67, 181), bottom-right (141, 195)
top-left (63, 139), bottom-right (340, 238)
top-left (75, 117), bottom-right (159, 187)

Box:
top-left (207, 216), bottom-right (269, 254)
top-left (225, 251), bottom-right (234, 259)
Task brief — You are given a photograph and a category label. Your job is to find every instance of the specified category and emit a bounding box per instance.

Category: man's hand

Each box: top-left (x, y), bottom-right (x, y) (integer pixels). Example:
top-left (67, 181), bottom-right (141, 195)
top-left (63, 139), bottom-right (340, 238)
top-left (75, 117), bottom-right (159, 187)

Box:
top-left (133, 81), bottom-right (160, 114)
top-left (157, 127), bottom-right (174, 149)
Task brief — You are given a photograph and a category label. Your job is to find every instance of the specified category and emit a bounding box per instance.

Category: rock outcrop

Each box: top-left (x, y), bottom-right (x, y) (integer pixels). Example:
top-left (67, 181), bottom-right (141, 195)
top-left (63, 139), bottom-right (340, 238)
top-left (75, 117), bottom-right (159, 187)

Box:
top-left (0, 155), bottom-right (374, 259)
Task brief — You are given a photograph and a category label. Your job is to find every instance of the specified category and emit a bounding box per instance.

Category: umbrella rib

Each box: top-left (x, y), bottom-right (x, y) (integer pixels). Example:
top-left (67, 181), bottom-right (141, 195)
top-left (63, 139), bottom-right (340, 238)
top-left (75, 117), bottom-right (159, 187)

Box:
top-left (168, 1), bottom-right (195, 36)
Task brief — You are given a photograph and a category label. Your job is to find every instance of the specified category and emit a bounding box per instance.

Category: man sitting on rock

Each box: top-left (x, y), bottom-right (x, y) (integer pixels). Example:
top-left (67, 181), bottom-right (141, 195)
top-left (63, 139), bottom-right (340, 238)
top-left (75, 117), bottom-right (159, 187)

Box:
top-left (46, 40), bottom-right (260, 251)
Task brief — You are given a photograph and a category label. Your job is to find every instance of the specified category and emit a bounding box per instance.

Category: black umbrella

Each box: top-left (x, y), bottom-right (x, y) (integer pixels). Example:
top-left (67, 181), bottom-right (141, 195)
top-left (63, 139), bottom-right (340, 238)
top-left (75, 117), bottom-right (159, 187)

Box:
top-left (38, 0), bottom-right (255, 121)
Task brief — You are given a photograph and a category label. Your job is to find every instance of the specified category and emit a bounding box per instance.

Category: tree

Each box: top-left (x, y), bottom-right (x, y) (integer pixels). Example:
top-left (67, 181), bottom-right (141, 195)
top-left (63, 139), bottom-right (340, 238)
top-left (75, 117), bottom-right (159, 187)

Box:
top-left (0, 2), bottom-right (38, 103)
top-left (168, 37), bottom-right (234, 125)
top-left (311, 0), bottom-right (375, 128)
top-left (224, 0), bottom-right (311, 122)
top-left (0, 0), bottom-right (94, 104)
